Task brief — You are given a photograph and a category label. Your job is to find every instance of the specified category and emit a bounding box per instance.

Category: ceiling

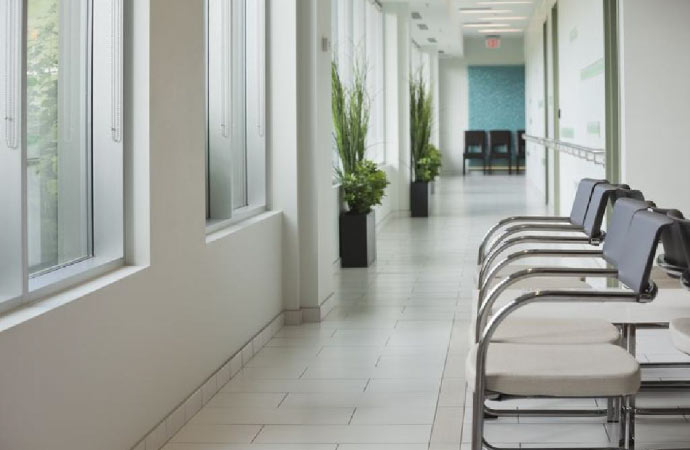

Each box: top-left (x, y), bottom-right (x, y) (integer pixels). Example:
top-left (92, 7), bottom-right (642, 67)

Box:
top-left (454, 0), bottom-right (536, 37)
top-left (380, 0), bottom-right (536, 57)
top-left (403, 0), bottom-right (464, 57)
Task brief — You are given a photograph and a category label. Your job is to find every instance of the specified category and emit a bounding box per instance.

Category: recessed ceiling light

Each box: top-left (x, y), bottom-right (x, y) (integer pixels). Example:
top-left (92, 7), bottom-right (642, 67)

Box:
top-left (464, 23), bottom-right (510, 28)
top-left (460, 8), bottom-right (512, 14)
top-left (479, 16), bottom-right (527, 20)
top-left (477, 1), bottom-right (532, 5)
top-left (479, 28), bottom-right (522, 33)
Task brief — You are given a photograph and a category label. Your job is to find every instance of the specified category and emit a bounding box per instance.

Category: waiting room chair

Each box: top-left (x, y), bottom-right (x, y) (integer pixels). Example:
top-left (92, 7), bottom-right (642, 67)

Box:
top-left (477, 178), bottom-right (605, 265)
top-left (477, 183), bottom-right (645, 292)
top-left (488, 130), bottom-right (512, 174)
top-left (669, 218), bottom-right (690, 352)
top-left (463, 130), bottom-right (487, 175)
top-left (516, 129), bottom-right (525, 171)
top-left (478, 183), bottom-right (644, 287)
top-left (657, 209), bottom-right (687, 277)
top-left (474, 197), bottom-right (653, 344)
top-left (468, 208), bottom-right (674, 450)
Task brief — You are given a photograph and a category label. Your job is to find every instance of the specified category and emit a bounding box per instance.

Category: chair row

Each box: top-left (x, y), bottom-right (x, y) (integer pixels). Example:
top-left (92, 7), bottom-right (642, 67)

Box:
top-left (468, 178), bottom-right (690, 450)
top-left (463, 129), bottom-right (526, 175)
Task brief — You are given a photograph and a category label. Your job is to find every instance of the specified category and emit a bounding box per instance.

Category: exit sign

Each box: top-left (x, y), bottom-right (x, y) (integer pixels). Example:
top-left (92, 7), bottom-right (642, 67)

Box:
top-left (485, 36), bottom-right (501, 49)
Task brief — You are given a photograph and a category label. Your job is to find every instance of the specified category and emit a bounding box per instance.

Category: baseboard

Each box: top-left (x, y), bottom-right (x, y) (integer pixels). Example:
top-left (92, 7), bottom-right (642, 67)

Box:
top-left (301, 292), bottom-right (337, 323)
top-left (130, 312), bottom-right (285, 450)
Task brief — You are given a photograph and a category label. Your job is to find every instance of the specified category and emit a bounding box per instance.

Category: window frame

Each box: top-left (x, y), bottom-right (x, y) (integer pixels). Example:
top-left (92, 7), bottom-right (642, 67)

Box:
top-left (0, 0), bottom-right (124, 315)
top-left (205, 0), bottom-right (267, 232)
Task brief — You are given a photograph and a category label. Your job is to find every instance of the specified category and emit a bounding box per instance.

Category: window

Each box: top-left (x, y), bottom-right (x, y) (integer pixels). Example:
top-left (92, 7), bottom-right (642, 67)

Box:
top-left (0, 0), bottom-right (123, 313)
top-left (331, 0), bottom-right (386, 167)
top-left (206, 0), bottom-right (266, 227)
top-left (365, 1), bottom-right (385, 164)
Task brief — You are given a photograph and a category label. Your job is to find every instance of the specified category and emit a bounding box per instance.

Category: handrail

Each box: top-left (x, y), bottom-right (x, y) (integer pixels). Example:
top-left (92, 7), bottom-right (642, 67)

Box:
top-left (523, 133), bottom-right (605, 166)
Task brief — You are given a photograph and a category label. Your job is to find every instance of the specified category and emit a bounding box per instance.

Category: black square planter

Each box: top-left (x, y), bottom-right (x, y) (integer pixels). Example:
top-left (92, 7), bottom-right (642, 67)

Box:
top-left (411, 181), bottom-right (429, 217)
top-left (339, 210), bottom-right (376, 268)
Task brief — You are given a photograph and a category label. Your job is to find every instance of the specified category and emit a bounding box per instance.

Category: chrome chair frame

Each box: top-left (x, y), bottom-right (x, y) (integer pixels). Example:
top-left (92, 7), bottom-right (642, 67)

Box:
top-left (472, 289), bottom-right (648, 450)
top-left (478, 219), bottom-right (582, 265)
top-left (477, 244), bottom-right (603, 296)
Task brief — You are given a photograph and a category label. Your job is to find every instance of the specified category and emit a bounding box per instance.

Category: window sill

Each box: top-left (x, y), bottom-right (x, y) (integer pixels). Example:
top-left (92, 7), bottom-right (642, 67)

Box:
top-left (0, 264), bottom-right (148, 334)
top-left (205, 205), bottom-right (268, 236)
top-left (206, 209), bottom-right (281, 244)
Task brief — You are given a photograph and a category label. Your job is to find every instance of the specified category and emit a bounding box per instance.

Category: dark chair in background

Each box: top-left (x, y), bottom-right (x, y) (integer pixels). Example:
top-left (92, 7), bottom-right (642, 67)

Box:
top-left (516, 129), bottom-right (526, 172)
top-left (488, 130), bottom-right (512, 174)
top-left (463, 130), bottom-right (487, 175)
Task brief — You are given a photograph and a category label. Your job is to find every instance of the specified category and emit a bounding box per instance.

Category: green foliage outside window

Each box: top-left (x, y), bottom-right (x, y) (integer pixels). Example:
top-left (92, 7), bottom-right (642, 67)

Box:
top-left (27, 0), bottom-right (60, 268)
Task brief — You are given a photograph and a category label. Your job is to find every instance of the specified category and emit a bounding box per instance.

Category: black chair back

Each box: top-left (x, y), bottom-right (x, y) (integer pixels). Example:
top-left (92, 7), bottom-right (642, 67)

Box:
top-left (616, 210), bottom-right (674, 294)
top-left (489, 130), bottom-right (511, 152)
top-left (465, 131), bottom-right (486, 151)
top-left (568, 178), bottom-right (606, 225)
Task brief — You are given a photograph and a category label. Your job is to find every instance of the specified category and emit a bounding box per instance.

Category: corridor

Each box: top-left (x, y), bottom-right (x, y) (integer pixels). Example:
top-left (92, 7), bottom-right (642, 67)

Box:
top-left (161, 176), bottom-right (545, 449)
top-left (163, 175), bottom-right (690, 449)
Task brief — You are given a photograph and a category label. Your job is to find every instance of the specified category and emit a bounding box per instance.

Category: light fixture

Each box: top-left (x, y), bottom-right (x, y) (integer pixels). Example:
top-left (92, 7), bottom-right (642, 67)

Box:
top-left (411, 11), bottom-right (422, 19)
top-left (479, 28), bottom-right (522, 33)
top-left (479, 16), bottom-right (527, 20)
top-left (464, 23), bottom-right (511, 28)
top-left (418, 23), bottom-right (429, 30)
top-left (428, 37), bottom-right (438, 43)
top-left (460, 8), bottom-right (512, 14)
top-left (477, 1), bottom-right (532, 5)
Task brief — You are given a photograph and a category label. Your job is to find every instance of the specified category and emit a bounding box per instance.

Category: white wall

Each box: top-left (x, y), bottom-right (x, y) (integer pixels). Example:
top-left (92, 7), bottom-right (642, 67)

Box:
top-left (464, 37), bottom-right (525, 65)
top-left (620, 0), bottom-right (690, 214)
top-left (0, 1), bottom-right (298, 449)
top-left (524, 16), bottom-right (547, 196)
top-left (439, 58), bottom-right (468, 175)
top-left (555, 0), bottom-right (606, 212)
top-left (523, 0), bottom-right (606, 214)
top-left (297, 0), bottom-right (336, 314)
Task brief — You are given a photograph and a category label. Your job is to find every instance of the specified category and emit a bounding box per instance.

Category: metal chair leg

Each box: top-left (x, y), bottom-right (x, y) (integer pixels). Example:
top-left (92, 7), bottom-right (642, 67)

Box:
top-left (472, 391), bottom-right (486, 450)
top-left (626, 395), bottom-right (636, 450)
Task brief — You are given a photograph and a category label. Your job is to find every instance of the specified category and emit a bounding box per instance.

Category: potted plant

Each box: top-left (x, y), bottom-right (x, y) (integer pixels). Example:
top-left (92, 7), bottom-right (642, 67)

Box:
top-left (410, 73), bottom-right (441, 216)
top-left (333, 61), bottom-right (389, 267)
top-left (426, 143), bottom-right (442, 194)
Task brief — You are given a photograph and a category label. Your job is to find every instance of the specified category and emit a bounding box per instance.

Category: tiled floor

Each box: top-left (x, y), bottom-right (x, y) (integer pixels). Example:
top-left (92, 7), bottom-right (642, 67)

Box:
top-left (164, 176), bottom-right (690, 450)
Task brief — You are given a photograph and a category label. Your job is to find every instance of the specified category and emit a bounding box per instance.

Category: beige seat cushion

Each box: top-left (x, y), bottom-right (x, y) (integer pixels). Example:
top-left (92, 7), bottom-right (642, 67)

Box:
top-left (486, 317), bottom-right (619, 344)
top-left (670, 318), bottom-right (690, 355)
top-left (473, 288), bottom-right (690, 326)
top-left (465, 343), bottom-right (640, 397)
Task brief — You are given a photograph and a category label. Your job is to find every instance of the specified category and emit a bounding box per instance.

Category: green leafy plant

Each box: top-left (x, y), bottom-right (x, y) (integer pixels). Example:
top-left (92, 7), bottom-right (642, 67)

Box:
top-left (341, 160), bottom-right (390, 215)
top-left (414, 144), bottom-right (442, 183)
top-left (409, 72), bottom-right (442, 182)
top-left (332, 60), bottom-right (389, 215)
top-left (426, 144), bottom-right (442, 179)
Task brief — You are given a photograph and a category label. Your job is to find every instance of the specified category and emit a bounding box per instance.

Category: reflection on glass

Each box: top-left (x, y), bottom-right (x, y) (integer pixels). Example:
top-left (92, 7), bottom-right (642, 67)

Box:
top-left (26, 0), bottom-right (90, 275)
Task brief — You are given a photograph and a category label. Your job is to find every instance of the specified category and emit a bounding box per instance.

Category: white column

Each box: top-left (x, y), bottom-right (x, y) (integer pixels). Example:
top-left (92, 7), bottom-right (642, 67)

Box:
top-left (269, 0), bottom-right (301, 320)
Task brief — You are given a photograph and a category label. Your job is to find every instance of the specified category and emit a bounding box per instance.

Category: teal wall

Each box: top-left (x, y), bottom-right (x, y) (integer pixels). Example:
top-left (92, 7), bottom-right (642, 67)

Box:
top-left (468, 65), bottom-right (526, 152)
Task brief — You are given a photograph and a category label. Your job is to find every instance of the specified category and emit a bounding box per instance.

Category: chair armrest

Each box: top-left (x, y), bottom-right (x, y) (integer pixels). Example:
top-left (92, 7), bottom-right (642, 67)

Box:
top-left (478, 216), bottom-right (571, 264)
top-left (475, 266), bottom-right (619, 342)
top-left (478, 234), bottom-right (599, 284)
top-left (481, 224), bottom-right (587, 266)
top-left (478, 248), bottom-right (605, 301)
